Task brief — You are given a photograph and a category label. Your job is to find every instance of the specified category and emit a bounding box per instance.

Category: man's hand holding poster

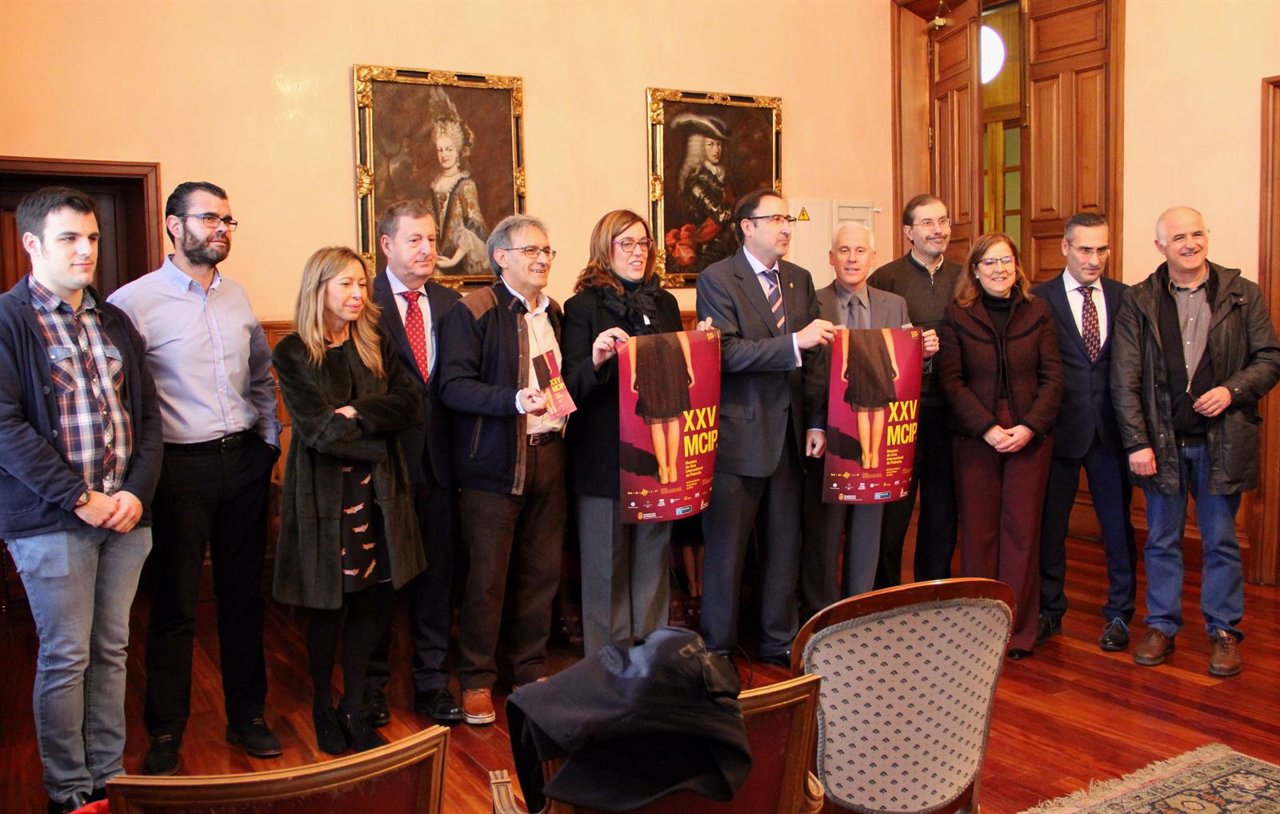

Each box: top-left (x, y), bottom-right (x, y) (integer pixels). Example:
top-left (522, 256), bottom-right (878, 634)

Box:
top-left (824, 327), bottom-right (923, 503)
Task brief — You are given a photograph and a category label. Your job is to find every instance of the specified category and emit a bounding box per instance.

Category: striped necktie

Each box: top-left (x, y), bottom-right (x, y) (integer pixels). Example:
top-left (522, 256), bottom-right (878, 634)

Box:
top-left (765, 270), bottom-right (786, 331)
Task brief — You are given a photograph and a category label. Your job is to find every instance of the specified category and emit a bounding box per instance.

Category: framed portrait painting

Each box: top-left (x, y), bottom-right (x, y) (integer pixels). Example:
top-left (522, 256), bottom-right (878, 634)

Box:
top-left (353, 65), bottom-right (525, 288)
top-left (647, 87), bottom-right (781, 286)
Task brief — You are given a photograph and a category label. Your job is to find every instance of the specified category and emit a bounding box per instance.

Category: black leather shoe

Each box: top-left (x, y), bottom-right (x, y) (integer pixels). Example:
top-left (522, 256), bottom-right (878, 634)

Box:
top-left (415, 688), bottom-right (465, 725)
top-left (142, 733), bottom-right (181, 776)
top-left (1099, 618), bottom-right (1130, 652)
top-left (365, 687), bottom-right (391, 728)
top-left (1007, 648), bottom-right (1033, 660)
top-left (1035, 615), bottom-right (1062, 646)
top-left (313, 706), bottom-right (349, 755)
top-left (47, 792), bottom-right (89, 814)
top-left (339, 705), bottom-right (388, 752)
top-left (226, 717), bottom-right (283, 758)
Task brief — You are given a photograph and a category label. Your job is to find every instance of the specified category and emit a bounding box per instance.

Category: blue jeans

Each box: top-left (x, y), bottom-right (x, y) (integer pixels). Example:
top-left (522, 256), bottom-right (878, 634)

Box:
top-left (1142, 444), bottom-right (1243, 639)
top-left (7, 525), bottom-right (151, 799)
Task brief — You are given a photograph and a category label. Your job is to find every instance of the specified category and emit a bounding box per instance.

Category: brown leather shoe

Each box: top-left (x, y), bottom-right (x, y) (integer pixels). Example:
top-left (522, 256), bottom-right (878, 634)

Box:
top-left (1207, 630), bottom-right (1242, 677)
top-left (461, 688), bottom-right (496, 725)
top-left (1133, 628), bottom-right (1174, 666)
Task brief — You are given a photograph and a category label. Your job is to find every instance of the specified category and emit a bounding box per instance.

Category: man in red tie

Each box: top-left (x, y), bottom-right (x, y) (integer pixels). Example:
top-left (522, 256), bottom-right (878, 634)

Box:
top-left (369, 201), bottom-right (463, 724)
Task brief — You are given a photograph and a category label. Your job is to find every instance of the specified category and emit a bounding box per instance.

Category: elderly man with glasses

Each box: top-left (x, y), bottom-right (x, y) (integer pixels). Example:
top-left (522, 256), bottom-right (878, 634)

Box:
top-left (109, 181), bottom-right (281, 775)
top-left (438, 214), bottom-right (568, 725)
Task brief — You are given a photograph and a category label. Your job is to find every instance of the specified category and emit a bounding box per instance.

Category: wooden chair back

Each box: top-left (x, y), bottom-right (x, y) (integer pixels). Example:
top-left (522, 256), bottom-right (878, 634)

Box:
top-left (792, 578), bottom-right (1015, 814)
top-left (107, 725), bottom-right (448, 814)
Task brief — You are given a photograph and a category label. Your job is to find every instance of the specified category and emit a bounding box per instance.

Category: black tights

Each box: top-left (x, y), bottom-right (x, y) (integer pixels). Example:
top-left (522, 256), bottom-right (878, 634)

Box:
top-left (307, 583), bottom-right (395, 714)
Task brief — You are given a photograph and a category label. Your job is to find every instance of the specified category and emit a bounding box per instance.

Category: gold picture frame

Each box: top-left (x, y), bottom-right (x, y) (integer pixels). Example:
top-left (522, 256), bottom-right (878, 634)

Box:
top-left (354, 64), bottom-right (525, 289)
top-left (647, 87), bottom-right (782, 287)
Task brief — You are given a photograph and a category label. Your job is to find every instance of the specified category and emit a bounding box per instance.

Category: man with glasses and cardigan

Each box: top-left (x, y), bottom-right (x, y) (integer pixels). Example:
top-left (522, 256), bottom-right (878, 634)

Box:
top-left (695, 189), bottom-right (834, 665)
top-left (438, 214), bottom-right (567, 725)
top-left (110, 181), bottom-right (281, 774)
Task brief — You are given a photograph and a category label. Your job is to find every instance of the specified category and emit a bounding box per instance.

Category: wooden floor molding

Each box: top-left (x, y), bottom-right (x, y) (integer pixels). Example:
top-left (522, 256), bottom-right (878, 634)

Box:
top-left (2, 534), bottom-right (1278, 813)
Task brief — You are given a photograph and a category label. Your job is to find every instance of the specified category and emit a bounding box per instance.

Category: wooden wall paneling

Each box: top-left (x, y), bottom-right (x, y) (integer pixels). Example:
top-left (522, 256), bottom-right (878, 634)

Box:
top-left (894, 5), bottom-right (932, 255)
top-left (1251, 75), bottom-right (1280, 585)
top-left (931, 0), bottom-right (981, 267)
top-left (1027, 0), bottom-right (1107, 64)
top-left (1028, 73), bottom-right (1067, 222)
top-left (1072, 66), bottom-right (1108, 211)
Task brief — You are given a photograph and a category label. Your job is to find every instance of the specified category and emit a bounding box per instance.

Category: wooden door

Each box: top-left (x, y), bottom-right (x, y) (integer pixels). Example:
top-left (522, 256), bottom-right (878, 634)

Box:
top-left (930, 0), bottom-right (982, 266)
top-left (1024, 0), bottom-right (1123, 284)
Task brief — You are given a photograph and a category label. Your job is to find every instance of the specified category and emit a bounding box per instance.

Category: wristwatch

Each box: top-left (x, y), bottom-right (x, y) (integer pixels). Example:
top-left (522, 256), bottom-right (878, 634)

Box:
top-left (74, 490), bottom-right (91, 508)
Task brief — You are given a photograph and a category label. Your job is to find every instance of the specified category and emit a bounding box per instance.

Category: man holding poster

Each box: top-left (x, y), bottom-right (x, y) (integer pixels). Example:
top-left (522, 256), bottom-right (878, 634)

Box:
top-left (800, 223), bottom-right (925, 616)
top-left (695, 190), bottom-right (835, 665)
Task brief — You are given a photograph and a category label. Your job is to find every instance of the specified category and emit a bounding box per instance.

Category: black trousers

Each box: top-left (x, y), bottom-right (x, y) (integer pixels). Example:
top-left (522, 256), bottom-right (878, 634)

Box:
top-left (143, 435), bottom-right (274, 737)
top-left (367, 470), bottom-right (457, 695)
top-left (876, 399), bottom-right (958, 587)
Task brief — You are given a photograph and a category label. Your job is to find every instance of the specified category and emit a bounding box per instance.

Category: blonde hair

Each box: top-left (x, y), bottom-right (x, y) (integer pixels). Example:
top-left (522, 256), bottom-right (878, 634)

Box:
top-left (293, 246), bottom-right (386, 379)
top-left (954, 231), bottom-right (1032, 308)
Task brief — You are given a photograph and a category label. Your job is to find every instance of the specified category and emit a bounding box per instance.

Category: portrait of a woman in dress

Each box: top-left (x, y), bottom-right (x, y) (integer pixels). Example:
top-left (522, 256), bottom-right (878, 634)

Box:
top-left (430, 117), bottom-right (490, 277)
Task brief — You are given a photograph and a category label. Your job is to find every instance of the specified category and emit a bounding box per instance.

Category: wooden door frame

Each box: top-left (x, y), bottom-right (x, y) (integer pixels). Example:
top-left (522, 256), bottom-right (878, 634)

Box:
top-left (0, 156), bottom-right (164, 275)
top-left (1250, 75), bottom-right (1280, 585)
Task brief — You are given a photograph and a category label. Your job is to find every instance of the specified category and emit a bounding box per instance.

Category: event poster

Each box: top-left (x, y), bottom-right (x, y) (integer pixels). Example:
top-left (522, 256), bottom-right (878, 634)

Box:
top-left (823, 327), bottom-right (923, 504)
top-left (617, 329), bottom-right (721, 523)
top-left (533, 349), bottom-right (576, 420)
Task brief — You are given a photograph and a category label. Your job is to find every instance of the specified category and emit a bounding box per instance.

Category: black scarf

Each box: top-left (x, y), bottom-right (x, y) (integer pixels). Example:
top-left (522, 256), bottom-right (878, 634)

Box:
top-left (598, 275), bottom-right (662, 336)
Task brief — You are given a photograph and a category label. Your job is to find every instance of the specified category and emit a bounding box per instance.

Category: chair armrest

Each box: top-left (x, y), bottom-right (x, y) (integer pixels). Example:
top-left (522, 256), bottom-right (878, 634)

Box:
top-left (491, 769), bottom-right (528, 814)
top-left (801, 771), bottom-right (825, 814)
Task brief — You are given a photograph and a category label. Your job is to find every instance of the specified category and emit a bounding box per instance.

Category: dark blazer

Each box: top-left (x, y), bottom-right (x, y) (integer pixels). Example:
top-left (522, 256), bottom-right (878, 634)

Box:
top-left (561, 284), bottom-right (683, 499)
top-left (695, 250), bottom-right (820, 477)
top-left (271, 333), bottom-right (426, 609)
top-left (372, 271), bottom-right (461, 488)
top-left (938, 291), bottom-right (1064, 438)
top-left (1032, 274), bottom-right (1126, 459)
top-left (0, 279), bottom-right (163, 538)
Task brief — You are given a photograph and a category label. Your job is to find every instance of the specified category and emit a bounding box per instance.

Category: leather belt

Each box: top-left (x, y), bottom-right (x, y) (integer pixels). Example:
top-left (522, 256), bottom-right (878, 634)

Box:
top-left (526, 431), bottom-right (561, 447)
top-left (165, 430), bottom-right (256, 455)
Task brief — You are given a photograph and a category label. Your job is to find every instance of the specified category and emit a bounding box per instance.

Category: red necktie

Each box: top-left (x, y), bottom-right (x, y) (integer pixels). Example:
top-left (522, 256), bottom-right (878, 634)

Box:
top-left (400, 290), bottom-right (429, 380)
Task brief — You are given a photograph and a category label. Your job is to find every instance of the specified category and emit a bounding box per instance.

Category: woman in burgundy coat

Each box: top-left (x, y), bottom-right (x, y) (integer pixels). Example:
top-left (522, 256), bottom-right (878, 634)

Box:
top-left (938, 232), bottom-right (1064, 657)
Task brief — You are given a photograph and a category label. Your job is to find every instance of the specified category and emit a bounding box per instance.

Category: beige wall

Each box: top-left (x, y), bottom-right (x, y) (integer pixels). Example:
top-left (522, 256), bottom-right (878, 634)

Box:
top-left (0, 0), bottom-right (894, 318)
top-left (1122, 0), bottom-right (1280, 284)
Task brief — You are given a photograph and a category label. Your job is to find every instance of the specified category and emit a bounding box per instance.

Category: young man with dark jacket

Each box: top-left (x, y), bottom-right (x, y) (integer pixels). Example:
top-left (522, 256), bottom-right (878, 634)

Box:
top-left (0, 187), bottom-right (162, 814)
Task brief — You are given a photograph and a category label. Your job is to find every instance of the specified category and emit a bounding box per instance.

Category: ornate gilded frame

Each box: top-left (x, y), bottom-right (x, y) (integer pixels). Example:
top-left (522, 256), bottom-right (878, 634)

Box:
top-left (647, 87), bottom-right (782, 287)
top-left (354, 65), bottom-right (525, 289)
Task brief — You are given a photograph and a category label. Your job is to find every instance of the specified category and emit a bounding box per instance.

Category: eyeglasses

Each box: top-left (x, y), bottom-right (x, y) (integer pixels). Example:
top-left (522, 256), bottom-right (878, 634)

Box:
top-left (612, 237), bottom-right (655, 253)
top-left (745, 214), bottom-right (798, 226)
top-left (912, 217), bottom-right (951, 229)
top-left (977, 255), bottom-right (1016, 269)
top-left (1068, 243), bottom-right (1110, 259)
top-left (182, 213), bottom-right (238, 231)
top-left (502, 245), bottom-right (557, 260)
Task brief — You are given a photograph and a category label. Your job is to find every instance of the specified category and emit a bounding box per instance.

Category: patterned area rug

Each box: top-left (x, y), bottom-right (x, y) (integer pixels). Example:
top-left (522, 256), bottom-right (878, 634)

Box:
top-left (1020, 743), bottom-right (1280, 813)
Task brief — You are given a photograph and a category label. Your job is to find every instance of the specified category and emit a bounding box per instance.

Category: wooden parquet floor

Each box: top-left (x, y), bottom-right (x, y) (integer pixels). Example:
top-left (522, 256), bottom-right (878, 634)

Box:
top-left (2, 533), bottom-right (1279, 814)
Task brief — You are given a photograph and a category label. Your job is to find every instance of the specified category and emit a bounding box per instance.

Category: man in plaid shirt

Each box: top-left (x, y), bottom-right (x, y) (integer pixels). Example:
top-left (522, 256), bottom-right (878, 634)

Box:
top-left (0, 187), bottom-right (162, 814)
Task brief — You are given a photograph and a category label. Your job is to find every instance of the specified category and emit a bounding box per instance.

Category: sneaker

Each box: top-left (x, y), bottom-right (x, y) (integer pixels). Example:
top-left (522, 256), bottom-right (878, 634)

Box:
top-left (1099, 618), bottom-right (1130, 652)
top-left (1133, 628), bottom-right (1175, 666)
top-left (226, 716), bottom-right (283, 758)
top-left (313, 706), bottom-right (349, 755)
top-left (461, 688), bottom-right (496, 725)
top-left (1207, 630), bottom-right (1242, 677)
top-left (142, 733), bottom-right (181, 776)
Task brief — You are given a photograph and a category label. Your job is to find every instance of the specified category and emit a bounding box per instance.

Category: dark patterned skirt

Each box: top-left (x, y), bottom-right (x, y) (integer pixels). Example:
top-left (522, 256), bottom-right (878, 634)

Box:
top-left (340, 462), bottom-right (390, 593)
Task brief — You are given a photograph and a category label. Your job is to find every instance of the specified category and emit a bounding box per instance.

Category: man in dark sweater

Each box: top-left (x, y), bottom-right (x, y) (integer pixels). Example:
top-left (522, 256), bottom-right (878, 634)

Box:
top-left (867, 194), bottom-right (962, 586)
